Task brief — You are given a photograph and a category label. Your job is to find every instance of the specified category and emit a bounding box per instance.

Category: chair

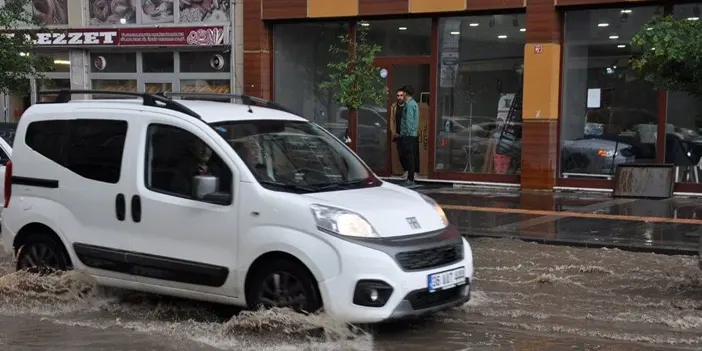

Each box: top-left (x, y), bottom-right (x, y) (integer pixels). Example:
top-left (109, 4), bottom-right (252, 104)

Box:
top-left (665, 134), bottom-right (699, 183)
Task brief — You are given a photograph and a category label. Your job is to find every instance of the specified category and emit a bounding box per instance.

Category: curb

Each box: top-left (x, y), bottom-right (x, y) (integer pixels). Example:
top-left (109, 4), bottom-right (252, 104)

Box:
top-left (460, 230), bottom-right (699, 256)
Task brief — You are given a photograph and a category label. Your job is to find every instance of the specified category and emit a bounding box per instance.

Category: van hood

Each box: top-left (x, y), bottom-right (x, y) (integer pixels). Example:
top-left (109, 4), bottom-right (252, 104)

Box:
top-left (301, 184), bottom-right (446, 238)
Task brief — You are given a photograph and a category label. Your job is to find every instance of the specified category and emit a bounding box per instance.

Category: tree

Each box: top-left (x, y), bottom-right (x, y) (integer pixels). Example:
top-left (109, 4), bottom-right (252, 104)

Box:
top-left (0, 0), bottom-right (51, 94)
top-left (319, 25), bottom-right (387, 111)
top-left (630, 15), bottom-right (702, 98)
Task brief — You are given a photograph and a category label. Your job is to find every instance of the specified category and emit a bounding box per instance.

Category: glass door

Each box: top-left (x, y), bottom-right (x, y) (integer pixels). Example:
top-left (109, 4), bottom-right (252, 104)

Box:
top-left (356, 63), bottom-right (430, 177)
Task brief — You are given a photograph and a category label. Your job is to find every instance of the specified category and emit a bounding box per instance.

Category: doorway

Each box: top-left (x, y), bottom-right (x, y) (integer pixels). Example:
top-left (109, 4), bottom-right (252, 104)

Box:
top-left (355, 62), bottom-right (431, 177)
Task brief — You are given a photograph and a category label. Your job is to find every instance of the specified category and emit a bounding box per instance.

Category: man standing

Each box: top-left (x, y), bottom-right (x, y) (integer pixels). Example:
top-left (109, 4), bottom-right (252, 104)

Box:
top-left (399, 85), bottom-right (419, 185)
top-left (389, 88), bottom-right (406, 177)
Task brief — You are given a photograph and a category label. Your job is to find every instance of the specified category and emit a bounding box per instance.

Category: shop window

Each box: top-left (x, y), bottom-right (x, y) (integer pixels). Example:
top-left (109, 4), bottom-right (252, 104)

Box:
top-left (560, 7), bottom-right (662, 180)
top-left (143, 52), bottom-right (174, 73)
top-left (39, 79), bottom-right (71, 102)
top-left (145, 82), bottom-right (173, 94)
top-left (180, 79), bottom-right (230, 99)
top-left (364, 19), bottom-right (431, 57)
top-left (273, 22), bottom-right (348, 133)
top-left (665, 4), bottom-right (702, 184)
top-left (178, 0), bottom-right (230, 23)
top-left (179, 51), bottom-right (230, 73)
top-left (88, 0), bottom-right (137, 25)
top-left (39, 53), bottom-right (70, 73)
top-left (90, 53), bottom-right (137, 73)
top-left (140, 0), bottom-right (175, 24)
top-left (92, 79), bottom-right (138, 98)
top-left (435, 15), bottom-right (526, 175)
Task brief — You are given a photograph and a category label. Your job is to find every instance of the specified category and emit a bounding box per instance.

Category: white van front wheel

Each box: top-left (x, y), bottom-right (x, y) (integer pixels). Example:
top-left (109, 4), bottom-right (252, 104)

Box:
top-left (247, 259), bottom-right (322, 314)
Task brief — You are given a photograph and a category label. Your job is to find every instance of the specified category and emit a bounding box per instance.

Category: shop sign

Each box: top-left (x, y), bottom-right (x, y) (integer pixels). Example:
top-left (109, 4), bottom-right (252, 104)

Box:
top-left (3, 26), bottom-right (228, 47)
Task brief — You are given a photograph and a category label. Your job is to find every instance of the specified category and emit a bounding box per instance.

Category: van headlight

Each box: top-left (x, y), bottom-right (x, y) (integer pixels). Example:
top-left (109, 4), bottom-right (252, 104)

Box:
top-left (310, 204), bottom-right (379, 238)
top-left (421, 194), bottom-right (449, 227)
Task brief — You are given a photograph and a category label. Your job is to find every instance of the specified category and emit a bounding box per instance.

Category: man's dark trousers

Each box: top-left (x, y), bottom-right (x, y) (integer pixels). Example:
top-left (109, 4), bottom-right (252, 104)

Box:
top-left (400, 136), bottom-right (418, 181)
top-left (395, 138), bottom-right (407, 172)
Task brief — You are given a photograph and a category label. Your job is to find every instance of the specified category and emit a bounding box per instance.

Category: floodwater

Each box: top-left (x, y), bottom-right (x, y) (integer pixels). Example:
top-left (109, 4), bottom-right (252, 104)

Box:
top-left (1, 237), bottom-right (701, 350)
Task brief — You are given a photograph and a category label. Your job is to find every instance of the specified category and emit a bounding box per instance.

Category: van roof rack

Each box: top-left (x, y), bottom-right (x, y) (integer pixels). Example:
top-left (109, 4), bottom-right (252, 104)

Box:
top-left (163, 92), bottom-right (297, 116)
top-left (37, 89), bottom-right (202, 120)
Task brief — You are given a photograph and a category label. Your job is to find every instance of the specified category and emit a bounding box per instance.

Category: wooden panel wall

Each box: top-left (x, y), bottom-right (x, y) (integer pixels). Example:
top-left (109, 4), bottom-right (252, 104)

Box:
top-left (520, 0), bottom-right (562, 190)
top-left (308, 0), bottom-right (359, 18)
top-left (262, 0), bottom-right (306, 20)
top-left (244, 0), bottom-right (272, 99)
top-left (555, 0), bottom-right (658, 5)
top-left (359, 0), bottom-right (408, 16)
top-left (410, 0), bottom-right (465, 13)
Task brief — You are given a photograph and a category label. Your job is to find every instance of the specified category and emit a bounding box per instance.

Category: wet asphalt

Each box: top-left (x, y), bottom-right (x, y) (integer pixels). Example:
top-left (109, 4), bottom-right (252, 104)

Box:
top-left (1, 235), bottom-right (701, 350)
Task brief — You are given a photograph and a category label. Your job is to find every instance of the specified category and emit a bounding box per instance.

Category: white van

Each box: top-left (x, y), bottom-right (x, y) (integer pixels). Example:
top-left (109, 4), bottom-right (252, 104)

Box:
top-left (1, 90), bottom-right (474, 323)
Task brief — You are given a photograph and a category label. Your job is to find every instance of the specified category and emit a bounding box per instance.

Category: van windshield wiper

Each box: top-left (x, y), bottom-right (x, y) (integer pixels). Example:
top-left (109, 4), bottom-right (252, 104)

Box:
top-left (312, 179), bottom-right (366, 191)
top-left (258, 180), bottom-right (316, 193)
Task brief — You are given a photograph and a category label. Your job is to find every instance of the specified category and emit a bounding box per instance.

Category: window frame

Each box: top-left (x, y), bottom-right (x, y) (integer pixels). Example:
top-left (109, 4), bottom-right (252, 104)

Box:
top-left (143, 122), bottom-right (234, 206)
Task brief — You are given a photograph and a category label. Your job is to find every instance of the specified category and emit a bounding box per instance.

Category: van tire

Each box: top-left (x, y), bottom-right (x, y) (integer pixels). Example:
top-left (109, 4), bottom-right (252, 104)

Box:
top-left (246, 259), bottom-right (322, 314)
top-left (16, 234), bottom-right (71, 274)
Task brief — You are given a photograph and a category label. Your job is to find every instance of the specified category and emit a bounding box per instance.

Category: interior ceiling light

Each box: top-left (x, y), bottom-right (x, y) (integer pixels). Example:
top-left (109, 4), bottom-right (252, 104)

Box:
top-left (687, 17), bottom-right (700, 21)
top-left (360, 22), bottom-right (369, 27)
top-left (469, 23), bottom-right (479, 27)
top-left (609, 35), bottom-right (619, 39)
top-left (620, 9), bottom-right (632, 14)
top-left (398, 27), bottom-right (407, 30)
top-left (519, 28), bottom-right (526, 32)
top-left (598, 22), bottom-right (609, 27)
top-left (450, 31), bottom-right (460, 35)
top-left (498, 35), bottom-right (507, 39)
top-left (617, 44), bottom-right (626, 48)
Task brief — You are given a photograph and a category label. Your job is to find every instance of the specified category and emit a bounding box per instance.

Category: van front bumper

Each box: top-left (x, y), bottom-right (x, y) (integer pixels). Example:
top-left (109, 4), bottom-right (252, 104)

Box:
top-left (317, 227), bottom-right (473, 324)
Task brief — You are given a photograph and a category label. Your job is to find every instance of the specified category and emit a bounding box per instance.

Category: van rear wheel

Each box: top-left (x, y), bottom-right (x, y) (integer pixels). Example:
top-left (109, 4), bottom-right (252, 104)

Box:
top-left (16, 235), bottom-right (71, 274)
top-left (247, 259), bottom-right (322, 314)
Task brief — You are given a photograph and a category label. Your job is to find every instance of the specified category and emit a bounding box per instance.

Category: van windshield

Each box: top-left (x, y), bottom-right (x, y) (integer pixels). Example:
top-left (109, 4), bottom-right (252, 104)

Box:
top-left (210, 120), bottom-right (380, 193)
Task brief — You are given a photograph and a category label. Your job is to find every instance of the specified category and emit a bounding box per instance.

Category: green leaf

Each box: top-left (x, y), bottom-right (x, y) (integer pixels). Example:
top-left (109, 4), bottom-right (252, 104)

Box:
top-left (629, 15), bottom-right (702, 98)
top-left (317, 24), bottom-right (387, 110)
top-left (0, 0), bottom-right (51, 94)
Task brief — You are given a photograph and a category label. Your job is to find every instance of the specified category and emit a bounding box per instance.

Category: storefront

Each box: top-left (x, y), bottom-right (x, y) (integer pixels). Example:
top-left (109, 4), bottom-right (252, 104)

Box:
top-left (2, 25), bottom-right (232, 120)
top-left (244, 0), bottom-right (702, 193)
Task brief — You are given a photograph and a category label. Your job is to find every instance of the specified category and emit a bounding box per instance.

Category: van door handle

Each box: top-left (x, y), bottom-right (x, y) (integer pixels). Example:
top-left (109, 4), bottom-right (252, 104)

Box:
top-left (131, 195), bottom-right (141, 223)
top-left (115, 193), bottom-right (125, 221)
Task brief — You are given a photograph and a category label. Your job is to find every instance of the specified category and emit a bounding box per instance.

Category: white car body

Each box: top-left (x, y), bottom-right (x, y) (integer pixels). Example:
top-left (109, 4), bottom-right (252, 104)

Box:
top-left (0, 137), bottom-right (12, 217)
top-left (1, 97), bottom-right (474, 323)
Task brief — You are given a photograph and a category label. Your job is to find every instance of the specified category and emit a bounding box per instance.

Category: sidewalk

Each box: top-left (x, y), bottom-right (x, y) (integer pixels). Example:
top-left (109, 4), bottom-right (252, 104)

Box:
top-left (396, 181), bottom-right (702, 255)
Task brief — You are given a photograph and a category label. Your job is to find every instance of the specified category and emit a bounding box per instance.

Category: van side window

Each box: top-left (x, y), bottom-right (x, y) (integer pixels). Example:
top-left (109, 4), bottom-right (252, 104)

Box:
top-left (64, 120), bottom-right (128, 184)
top-left (25, 120), bottom-right (68, 166)
top-left (24, 119), bottom-right (127, 184)
top-left (145, 124), bottom-right (233, 201)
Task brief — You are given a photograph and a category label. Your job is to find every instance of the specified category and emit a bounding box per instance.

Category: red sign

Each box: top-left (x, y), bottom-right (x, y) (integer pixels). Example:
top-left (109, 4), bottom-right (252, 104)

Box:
top-left (4, 26), bottom-right (228, 47)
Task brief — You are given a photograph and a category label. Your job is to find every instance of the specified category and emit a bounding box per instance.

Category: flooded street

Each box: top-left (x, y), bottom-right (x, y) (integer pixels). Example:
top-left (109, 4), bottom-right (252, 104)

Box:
top-left (1, 237), bottom-right (701, 350)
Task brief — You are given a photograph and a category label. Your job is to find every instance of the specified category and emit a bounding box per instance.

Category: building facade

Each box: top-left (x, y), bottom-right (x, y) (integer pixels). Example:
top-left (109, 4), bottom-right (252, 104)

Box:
top-left (244, 0), bottom-right (702, 194)
top-left (2, 0), bottom-right (243, 121)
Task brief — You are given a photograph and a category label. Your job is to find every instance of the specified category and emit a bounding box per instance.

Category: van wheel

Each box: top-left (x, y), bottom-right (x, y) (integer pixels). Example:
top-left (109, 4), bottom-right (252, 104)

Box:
top-left (247, 259), bottom-right (322, 314)
top-left (16, 235), bottom-right (71, 274)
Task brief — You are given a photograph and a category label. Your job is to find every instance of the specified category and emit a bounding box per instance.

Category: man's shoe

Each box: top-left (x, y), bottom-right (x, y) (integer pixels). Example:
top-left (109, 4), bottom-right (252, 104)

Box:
top-left (401, 171), bottom-right (408, 179)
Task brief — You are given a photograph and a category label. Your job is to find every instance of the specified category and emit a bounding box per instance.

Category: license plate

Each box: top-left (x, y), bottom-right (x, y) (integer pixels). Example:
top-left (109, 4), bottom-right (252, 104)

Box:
top-left (427, 267), bottom-right (466, 293)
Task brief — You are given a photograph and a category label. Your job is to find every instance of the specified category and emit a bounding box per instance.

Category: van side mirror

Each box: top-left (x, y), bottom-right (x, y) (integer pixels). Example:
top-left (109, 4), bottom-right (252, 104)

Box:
top-left (193, 175), bottom-right (219, 200)
top-left (193, 175), bottom-right (232, 205)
